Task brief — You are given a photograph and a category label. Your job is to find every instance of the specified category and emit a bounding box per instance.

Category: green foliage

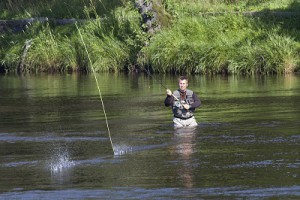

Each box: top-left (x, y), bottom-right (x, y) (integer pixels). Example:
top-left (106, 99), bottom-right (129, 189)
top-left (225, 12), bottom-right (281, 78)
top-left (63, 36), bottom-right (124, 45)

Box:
top-left (136, 0), bottom-right (299, 74)
top-left (24, 24), bottom-right (76, 72)
top-left (1, 0), bottom-right (299, 74)
top-left (0, 38), bottom-right (22, 71)
top-left (0, 1), bottom-right (147, 73)
top-left (163, 0), bottom-right (297, 15)
top-left (0, 0), bottom-right (124, 19)
top-left (141, 14), bottom-right (299, 74)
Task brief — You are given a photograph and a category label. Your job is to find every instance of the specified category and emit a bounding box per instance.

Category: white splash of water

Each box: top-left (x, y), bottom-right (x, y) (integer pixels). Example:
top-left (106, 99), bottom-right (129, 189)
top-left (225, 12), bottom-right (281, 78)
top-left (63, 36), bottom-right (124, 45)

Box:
top-left (50, 148), bottom-right (75, 174)
top-left (113, 144), bottom-right (133, 156)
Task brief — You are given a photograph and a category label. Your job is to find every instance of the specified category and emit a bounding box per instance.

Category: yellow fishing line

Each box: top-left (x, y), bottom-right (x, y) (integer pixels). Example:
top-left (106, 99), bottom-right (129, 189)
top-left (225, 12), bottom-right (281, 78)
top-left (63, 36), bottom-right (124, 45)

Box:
top-left (75, 23), bottom-right (115, 154)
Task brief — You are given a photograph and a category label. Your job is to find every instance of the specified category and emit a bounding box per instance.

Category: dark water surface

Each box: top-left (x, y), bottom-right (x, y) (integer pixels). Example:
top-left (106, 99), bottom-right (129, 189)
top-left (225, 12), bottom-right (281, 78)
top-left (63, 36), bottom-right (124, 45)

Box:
top-left (0, 73), bottom-right (299, 199)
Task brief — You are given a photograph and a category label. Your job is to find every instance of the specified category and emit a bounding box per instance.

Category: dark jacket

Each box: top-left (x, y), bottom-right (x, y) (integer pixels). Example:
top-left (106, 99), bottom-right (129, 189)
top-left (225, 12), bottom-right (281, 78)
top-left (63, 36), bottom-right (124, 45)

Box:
top-left (164, 89), bottom-right (201, 119)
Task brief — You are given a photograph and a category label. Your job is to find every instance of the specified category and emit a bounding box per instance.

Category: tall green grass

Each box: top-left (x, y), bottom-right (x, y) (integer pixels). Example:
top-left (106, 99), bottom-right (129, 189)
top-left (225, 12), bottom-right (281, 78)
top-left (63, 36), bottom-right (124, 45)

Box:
top-left (141, 14), bottom-right (300, 74)
top-left (0, 1), bottom-right (147, 73)
top-left (164, 0), bottom-right (297, 16)
top-left (0, 0), bottom-right (124, 19)
top-left (1, 0), bottom-right (299, 74)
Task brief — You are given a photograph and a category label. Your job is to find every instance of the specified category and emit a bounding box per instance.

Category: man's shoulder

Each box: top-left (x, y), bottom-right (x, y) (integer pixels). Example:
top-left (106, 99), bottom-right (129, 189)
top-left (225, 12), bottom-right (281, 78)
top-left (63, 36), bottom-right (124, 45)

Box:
top-left (186, 89), bottom-right (194, 95)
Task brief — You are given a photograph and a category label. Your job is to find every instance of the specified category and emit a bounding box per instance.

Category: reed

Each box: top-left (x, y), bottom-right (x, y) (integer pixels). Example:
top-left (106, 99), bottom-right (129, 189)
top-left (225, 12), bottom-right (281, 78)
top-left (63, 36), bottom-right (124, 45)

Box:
top-left (164, 0), bottom-right (296, 16)
top-left (0, 40), bottom-right (22, 71)
top-left (0, 1), bottom-right (146, 73)
top-left (0, 0), bottom-right (123, 19)
top-left (141, 12), bottom-right (300, 74)
top-left (1, 0), bottom-right (299, 74)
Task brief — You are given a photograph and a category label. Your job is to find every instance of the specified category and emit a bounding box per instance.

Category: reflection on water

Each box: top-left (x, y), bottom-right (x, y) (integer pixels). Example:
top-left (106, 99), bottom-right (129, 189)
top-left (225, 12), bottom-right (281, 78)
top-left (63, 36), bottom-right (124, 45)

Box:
top-left (173, 127), bottom-right (197, 188)
top-left (0, 73), bottom-right (300, 199)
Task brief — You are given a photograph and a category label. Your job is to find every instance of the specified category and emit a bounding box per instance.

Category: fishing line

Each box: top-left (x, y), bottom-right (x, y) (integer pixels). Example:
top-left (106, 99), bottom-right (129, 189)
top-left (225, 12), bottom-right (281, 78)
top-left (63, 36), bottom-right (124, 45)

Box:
top-left (75, 23), bottom-right (115, 154)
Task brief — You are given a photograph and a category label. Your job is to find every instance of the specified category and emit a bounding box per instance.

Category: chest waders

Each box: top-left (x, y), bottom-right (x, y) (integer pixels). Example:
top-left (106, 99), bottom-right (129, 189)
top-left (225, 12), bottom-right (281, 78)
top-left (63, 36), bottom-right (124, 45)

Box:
top-left (172, 89), bottom-right (195, 119)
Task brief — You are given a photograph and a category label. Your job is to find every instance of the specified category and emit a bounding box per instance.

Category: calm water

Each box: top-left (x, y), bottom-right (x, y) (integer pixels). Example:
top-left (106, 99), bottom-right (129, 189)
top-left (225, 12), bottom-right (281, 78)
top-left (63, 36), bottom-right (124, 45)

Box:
top-left (0, 73), bottom-right (299, 199)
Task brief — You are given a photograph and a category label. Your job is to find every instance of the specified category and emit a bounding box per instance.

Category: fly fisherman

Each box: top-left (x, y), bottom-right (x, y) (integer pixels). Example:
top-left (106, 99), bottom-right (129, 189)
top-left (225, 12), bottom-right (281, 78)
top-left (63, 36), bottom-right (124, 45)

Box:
top-left (164, 76), bottom-right (201, 128)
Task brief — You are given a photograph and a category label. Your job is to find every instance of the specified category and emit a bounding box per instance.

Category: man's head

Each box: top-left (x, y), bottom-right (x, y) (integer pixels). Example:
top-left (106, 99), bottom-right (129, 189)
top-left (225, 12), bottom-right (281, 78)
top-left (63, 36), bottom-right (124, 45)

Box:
top-left (178, 76), bottom-right (188, 92)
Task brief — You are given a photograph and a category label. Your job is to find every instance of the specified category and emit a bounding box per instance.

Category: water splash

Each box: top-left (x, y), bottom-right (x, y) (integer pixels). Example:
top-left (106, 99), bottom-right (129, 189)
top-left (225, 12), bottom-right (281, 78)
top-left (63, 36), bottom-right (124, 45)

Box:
top-left (113, 144), bottom-right (133, 156)
top-left (49, 147), bottom-right (75, 174)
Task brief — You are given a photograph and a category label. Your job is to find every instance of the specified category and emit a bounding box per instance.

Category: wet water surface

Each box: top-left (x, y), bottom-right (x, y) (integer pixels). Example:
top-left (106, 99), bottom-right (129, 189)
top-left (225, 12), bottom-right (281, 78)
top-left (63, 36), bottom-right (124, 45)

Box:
top-left (0, 73), bottom-right (299, 199)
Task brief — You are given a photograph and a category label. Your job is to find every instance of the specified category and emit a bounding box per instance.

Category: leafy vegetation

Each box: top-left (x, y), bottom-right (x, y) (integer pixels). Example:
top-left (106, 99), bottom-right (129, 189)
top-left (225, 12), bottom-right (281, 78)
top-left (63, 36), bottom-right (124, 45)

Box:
top-left (141, 0), bottom-right (300, 74)
top-left (141, 14), bottom-right (299, 74)
top-left (0, 0), bottom-right (299, 74)
top-left (0, 1), bottom-right (147, 72)
top-left (0, 0), bottom-right (123, 19)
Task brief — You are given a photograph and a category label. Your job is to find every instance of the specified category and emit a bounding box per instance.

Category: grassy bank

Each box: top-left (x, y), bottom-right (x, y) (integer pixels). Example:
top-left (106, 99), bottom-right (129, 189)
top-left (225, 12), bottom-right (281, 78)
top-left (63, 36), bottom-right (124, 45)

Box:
top-left (141, 14), bottom-right (300, 74)
top-left (140, 0), bottom-right (300, 74)
top-left (0, 0), bottom-right (299, 74)
top-left (0, 1), bottom-right (147, 72)
top-left (0, 0), bottom-right (123, 19)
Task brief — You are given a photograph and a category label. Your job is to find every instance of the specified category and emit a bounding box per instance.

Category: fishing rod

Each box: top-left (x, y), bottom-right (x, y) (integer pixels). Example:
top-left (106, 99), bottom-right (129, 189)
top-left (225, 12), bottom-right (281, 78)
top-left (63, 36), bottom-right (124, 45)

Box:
top-left (144, 69), bottom-right (180, 102)
top-left (144, 69), bottom-right (191, 110)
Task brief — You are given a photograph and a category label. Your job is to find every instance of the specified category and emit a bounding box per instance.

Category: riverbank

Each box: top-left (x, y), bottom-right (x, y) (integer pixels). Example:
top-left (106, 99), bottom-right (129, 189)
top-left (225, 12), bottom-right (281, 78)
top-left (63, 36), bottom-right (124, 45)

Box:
top-left (0, 0), bottom-right (299, 74)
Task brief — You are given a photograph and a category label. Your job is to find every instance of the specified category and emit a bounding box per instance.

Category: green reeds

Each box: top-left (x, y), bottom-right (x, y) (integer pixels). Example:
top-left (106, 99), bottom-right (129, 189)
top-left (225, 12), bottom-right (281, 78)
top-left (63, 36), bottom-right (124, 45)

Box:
top-left (1, 0), bottom-right (299, 74)
top-left (141, 14), bottom-right (300, 74)
top-left (231, 32), bottom-right (299, 74)
top-left (0, 1), bottom-right (146, 73)
top-left (164, 0), bottom-right (296, 16)
top-left (0, 0), bottom-right (123, 19)
top-left (25, 20), bottom-right (137, 72)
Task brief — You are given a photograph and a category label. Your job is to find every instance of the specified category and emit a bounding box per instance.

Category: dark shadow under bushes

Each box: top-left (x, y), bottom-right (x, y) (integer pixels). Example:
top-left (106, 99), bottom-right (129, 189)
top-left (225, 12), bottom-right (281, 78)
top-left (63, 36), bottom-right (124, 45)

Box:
top-left (0, 0), bottom-right (124, 19)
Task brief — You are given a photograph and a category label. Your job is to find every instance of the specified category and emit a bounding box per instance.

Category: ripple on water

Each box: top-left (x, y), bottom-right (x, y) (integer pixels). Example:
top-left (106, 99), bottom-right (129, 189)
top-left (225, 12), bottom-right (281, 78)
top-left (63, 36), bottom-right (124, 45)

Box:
top-left (3, 161), bottom-right (38, 168)
top-left (1, 186), bottom-right (300, 199)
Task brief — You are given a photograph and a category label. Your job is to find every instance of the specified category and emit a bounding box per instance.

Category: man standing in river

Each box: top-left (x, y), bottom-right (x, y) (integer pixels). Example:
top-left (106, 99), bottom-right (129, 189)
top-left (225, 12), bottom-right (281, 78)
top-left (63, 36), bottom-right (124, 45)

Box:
top-left (164, 76), bottom-right (201, 128)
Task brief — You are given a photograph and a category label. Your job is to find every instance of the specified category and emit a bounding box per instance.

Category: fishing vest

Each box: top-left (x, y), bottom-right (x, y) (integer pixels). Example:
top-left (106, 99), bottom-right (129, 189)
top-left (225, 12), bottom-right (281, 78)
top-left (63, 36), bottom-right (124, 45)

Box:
top-left (172, 89), bottom-right (195, 119)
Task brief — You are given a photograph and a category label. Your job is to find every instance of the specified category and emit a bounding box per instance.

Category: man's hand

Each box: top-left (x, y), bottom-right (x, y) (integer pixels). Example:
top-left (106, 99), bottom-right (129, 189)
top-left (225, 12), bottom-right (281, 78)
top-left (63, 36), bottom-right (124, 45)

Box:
top-left (166, 89), bottom-right (172, 96)
top-left (183, 104), bottom-right (190, 110)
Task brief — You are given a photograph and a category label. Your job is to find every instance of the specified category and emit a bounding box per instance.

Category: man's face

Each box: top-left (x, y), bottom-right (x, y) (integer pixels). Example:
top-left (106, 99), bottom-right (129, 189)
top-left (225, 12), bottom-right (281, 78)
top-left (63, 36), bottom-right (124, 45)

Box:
top-left (179, 79), bottom-right (188, 91)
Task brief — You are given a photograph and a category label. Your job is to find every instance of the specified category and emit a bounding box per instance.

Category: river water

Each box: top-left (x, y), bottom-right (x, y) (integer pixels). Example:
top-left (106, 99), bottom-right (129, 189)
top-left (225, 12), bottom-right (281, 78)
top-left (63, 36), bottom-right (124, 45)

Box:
top-left (0, 73), bottom-right (299, 199)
